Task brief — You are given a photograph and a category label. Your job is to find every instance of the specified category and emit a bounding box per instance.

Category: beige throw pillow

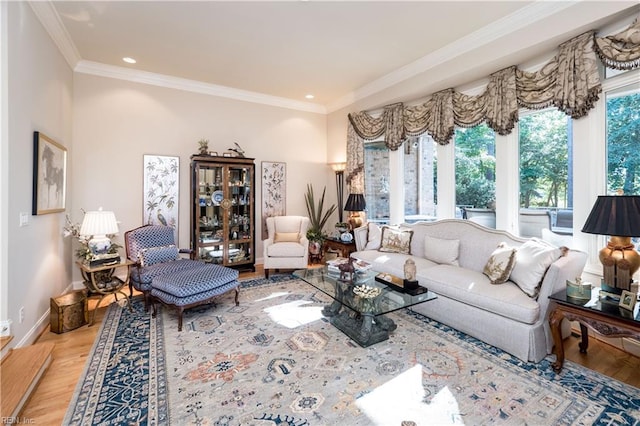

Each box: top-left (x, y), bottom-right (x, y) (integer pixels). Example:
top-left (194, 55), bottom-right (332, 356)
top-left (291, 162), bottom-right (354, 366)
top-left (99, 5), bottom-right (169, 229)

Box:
top-left (483, 242), bottom-right (517, 284)
top-left (510, 238), bottom-right (564, 297)
top-left (274, 232), bottom-right (300, 242)
top-left (364, 222), bottom-right (382, 250)
top-left (378, 226), bottom-right (413, 254)
top-left (424, 236), bottom-right (460, 265)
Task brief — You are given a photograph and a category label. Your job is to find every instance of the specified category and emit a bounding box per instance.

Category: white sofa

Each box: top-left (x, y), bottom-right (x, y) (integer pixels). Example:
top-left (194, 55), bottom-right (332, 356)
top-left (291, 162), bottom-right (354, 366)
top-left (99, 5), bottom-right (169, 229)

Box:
top-left (352, 219), bottom-right (587, 362)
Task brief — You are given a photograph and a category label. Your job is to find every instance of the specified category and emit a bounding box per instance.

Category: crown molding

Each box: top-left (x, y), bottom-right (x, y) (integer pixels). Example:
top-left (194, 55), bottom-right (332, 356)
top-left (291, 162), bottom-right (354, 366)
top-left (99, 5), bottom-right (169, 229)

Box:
top-left (326, 1), bottom-right (576, 113)
top-left (74, 61), bottom-right (327, 114)
top-left (28, 1), bottom-right (81, 69)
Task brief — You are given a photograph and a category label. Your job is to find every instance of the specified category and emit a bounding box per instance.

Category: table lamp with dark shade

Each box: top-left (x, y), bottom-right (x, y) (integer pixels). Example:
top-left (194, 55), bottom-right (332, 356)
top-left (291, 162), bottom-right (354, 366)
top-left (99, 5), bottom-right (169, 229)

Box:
top-left (581, 195), bottom-right (640, 292)
top-left (344, 193), bottom-right (366, 230)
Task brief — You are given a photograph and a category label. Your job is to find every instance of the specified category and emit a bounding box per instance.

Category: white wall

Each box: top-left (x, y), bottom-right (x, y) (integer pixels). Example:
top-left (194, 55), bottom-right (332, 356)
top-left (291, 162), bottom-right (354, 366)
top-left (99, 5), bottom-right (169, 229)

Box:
top-left (71, 73), bottom-right (328, 281)
top-left (3, 2), bottom-right (74, 348)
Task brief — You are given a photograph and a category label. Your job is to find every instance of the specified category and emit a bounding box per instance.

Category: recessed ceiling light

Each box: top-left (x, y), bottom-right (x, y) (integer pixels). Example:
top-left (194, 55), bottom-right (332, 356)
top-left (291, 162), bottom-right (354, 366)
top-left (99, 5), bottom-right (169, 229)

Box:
top-left (305, 94), bottom-right (314, 99)
top-left (123, 57), bottom-right (137, 64)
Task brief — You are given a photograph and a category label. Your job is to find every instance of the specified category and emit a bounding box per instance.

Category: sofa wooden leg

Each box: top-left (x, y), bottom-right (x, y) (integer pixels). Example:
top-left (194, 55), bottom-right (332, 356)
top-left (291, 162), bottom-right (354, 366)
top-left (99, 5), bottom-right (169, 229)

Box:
top-left (265, 269), bottom-right (270, 279)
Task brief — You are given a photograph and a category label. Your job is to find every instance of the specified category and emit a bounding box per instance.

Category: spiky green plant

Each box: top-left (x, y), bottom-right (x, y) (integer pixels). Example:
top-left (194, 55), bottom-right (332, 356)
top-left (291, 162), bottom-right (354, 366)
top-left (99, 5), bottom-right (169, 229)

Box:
top-left (304, 184), bottom-right (337, 242)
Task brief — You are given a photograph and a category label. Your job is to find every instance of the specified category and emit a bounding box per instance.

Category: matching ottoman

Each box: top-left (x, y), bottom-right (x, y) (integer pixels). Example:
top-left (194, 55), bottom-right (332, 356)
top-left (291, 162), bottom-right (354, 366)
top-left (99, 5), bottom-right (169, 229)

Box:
top-left (150, 264), bottom-right (240, 331)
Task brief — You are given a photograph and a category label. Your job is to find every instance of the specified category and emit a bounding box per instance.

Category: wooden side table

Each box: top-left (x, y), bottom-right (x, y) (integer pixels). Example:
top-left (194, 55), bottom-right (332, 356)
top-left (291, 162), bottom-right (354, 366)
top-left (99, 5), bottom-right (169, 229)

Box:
top-left (323, 238), bottom-right (356, 259)
top-left (77, 259), bottom-right (134, 325)
top-left (548, 289), bottom-right (640, 373)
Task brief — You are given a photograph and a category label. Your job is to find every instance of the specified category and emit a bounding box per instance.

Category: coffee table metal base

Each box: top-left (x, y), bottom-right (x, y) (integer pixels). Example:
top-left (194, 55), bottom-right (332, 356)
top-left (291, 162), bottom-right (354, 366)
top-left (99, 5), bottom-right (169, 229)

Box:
top-left (323, 305), bottom-right (397, 347)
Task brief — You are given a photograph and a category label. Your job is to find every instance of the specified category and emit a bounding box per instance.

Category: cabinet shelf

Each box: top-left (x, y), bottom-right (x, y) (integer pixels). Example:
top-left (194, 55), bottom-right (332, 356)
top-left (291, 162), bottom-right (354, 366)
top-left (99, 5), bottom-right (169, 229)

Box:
top-left (191, 155), bottom-right (255, 272)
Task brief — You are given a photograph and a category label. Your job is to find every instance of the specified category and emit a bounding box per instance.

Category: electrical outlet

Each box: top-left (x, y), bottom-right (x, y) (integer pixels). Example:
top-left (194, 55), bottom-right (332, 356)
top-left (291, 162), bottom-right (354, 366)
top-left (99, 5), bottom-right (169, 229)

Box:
top-left (19, 307), bottom-right (25, 323)
top-left (19, 212), bottom-right (29, 227)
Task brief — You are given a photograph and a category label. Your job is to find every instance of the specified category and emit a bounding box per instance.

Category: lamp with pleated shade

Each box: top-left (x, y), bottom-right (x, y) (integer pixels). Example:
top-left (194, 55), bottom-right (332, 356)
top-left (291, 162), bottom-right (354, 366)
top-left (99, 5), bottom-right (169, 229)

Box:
top-left (344, 193), bottom-right (366, 230)
top-left (581, 195), bottom-right (640, 292)
top-left (80, 208), bottom-right (119, 256)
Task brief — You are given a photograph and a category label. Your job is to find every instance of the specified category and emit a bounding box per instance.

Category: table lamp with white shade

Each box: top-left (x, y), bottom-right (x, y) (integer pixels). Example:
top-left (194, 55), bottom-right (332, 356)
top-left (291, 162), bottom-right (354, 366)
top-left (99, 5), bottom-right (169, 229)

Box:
top-left (80, 208), bottom-right (119, 257)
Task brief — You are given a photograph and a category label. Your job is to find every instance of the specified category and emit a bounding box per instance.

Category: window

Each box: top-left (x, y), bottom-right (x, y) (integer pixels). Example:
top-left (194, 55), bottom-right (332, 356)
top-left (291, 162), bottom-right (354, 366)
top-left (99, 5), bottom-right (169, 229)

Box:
top-left (606, 84), bottom-right (640, 196)
top-left (363, 140), bottom-right (390, 224)
top-left (518, 108), bottom-right (573, 234)
top-left (404, 136), bottom-right (437, 223)
top-left (455, 124), bottom-right (496, 211)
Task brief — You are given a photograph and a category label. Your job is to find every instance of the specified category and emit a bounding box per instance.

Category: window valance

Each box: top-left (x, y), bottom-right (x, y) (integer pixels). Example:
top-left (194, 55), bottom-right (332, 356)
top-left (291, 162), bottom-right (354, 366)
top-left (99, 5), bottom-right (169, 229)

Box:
top-left (595, 18), bottom-right (640, 70)
top-left (347, 17), bottom-right (640, 152)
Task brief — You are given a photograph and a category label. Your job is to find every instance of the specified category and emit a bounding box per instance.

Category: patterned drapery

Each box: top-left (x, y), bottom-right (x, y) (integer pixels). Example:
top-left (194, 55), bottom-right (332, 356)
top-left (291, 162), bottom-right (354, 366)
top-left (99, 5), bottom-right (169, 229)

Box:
top-left (348, 103), bottom-right (405, 150)
top-left (595, 18), bottom-right (640, 70)
top-left (345, 122), bottom-right (365, 193)
top-left (404, 89), bottom-right (454, 145)
top-left (345, 17), bottom-right (640, 185)
top-left (517, 31), bottom-right (601, 118)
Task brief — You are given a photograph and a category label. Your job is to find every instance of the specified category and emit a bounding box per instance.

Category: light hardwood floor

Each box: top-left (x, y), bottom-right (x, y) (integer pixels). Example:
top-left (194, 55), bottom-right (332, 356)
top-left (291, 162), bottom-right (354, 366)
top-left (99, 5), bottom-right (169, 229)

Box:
top-left (19, 266), bottom-right (640, 423)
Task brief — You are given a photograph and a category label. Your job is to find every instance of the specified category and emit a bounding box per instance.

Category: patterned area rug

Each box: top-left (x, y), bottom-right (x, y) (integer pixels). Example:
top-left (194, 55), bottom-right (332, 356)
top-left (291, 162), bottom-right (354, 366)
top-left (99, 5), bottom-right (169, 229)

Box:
top-left (64, 276), bottom-right (640, 425)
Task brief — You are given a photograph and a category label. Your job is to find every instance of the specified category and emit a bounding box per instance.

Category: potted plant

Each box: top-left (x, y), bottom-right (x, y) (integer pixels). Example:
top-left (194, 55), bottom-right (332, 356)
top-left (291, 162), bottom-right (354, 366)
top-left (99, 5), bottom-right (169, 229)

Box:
top-left (304, 184), bottom-right (337, 255)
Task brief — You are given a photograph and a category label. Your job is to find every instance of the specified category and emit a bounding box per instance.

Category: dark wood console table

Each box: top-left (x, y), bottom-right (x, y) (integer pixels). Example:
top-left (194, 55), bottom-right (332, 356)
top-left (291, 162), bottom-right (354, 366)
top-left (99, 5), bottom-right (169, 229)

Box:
top-left (323, 237), bottom-right (356, 259)
top-left (548, 289), bottom-right (640, 373)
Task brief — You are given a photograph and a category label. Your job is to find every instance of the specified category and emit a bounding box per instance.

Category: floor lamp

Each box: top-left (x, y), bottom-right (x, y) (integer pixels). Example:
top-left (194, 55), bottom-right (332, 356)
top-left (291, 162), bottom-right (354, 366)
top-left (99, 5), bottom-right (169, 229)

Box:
top-left (330, 162), bottom-right (346, 223)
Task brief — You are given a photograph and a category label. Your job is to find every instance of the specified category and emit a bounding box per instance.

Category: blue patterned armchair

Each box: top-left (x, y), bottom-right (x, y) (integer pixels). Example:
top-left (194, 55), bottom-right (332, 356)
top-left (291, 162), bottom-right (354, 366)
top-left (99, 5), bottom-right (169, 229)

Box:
top-left (125, 225), bottom-right (200, 309)
top-left (125, 225), bottom-right (239, 330)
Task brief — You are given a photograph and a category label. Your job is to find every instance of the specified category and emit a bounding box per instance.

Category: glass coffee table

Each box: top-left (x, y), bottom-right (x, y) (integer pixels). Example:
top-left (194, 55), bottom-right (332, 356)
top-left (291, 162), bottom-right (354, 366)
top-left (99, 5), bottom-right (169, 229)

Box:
top-left (294, 267), bottom-right (436, 347)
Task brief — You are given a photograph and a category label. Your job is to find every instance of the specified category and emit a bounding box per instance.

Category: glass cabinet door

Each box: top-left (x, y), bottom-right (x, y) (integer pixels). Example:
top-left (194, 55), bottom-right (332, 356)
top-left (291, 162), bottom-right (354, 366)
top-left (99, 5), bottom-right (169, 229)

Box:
top-left (192, 156), bottom-right (255, 270)
top-left (196, 165), bottom-right (225, 264)
top-left (226, 165), bottom-right (253, 264)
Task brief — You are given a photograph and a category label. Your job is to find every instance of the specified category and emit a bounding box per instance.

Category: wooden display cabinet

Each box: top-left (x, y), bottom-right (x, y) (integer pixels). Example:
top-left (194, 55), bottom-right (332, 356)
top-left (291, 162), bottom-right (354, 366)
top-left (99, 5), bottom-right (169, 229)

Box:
top-left (190, 155), bottom-right (255, 271)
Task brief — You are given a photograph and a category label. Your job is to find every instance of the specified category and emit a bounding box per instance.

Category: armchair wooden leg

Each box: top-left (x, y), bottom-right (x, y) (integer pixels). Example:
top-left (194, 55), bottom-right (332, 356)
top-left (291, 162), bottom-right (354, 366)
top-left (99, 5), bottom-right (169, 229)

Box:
top-left (177, 308), bottom-right (184, 332)
top-left (152, 298), bottom-right (158, 318)
top-left (234, 288), bottom-right (240, 306)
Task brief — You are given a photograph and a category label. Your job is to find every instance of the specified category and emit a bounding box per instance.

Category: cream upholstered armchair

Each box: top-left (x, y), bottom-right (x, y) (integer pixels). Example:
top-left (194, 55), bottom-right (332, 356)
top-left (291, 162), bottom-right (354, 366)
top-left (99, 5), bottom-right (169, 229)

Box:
top-left (263, 216), bottom-right (310, 278)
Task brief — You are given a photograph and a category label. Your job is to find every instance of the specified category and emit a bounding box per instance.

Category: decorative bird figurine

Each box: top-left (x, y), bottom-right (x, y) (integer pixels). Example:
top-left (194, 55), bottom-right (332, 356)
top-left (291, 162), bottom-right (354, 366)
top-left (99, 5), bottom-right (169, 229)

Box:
top-left (228, 142), bottom-right (245, 158)
top-left (157, 209), bottom-right (168, 226)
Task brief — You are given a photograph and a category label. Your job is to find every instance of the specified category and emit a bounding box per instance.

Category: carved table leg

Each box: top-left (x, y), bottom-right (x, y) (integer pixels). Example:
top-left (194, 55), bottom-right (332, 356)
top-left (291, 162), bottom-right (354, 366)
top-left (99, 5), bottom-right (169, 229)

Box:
top-left (578, 323), bottom-right (589, 353)
top-left (549, 308), bottom-right (566, 373)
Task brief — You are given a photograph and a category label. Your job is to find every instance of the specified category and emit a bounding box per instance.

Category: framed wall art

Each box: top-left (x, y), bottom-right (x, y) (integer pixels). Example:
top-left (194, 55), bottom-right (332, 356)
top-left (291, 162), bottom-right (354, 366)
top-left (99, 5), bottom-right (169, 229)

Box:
top-left (261, 161), bottom-right (286, 240)
top-left (143, 155), bottom-right (180, 242)
top-left (32, 131), bottom-right (67, 215)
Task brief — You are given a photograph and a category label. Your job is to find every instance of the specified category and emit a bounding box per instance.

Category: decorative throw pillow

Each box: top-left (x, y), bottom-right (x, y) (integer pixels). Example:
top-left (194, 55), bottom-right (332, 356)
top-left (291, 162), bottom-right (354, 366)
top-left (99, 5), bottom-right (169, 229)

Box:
top-left (364, 222), bottom-right (382, 250)
top-left (510, 238), bottom-right (564, 297)
top-left (274, 232), bottom-right (300, 243)
top-left (483, 242), bottom-right (517, 284)
top-left (378, 226), bottom-right (413, 254)
top-left (139, 244), bottom-right (179, 267)
top-left (424, 236), bottom-right (460, 265)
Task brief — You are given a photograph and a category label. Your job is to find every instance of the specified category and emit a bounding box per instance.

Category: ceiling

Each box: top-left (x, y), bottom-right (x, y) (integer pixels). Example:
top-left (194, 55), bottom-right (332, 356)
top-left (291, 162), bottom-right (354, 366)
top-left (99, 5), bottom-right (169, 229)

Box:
top-left (34, 1), bottom-right (639, 113)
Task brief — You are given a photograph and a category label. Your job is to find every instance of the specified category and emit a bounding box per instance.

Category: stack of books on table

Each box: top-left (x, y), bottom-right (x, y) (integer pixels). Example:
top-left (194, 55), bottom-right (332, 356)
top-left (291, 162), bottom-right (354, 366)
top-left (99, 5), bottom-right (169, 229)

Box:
top-left (326, 257), bottom-right (349, 275)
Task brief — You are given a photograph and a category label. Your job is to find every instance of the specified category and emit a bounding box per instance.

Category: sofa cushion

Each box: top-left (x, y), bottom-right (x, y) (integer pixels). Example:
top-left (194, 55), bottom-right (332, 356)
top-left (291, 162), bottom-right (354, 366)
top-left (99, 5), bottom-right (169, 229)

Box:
top-left (510, 238), bottom-right (563, 297)
top-left (274, 232), bottom-right (299, 242)
top-left (424, 236), bottom-right (459, 265)
top-left (364, 222), bottom-right (382, 250)
top-left (483, 242), bottom-right (517, 284)
top-left (419, 265), bottom-right (541, 325)
top-left (138, 245), bottom-right (179, 267)
top-left (378, 226), bottom-right (413, 254)
top-left (352, 250), bottom-right (436, 278)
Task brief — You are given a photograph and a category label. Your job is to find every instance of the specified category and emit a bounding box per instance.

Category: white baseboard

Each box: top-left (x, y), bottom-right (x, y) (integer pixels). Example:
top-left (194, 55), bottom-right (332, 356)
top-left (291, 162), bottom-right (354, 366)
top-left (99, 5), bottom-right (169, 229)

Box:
top-left (16, 309), bottom-right (50, 348)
